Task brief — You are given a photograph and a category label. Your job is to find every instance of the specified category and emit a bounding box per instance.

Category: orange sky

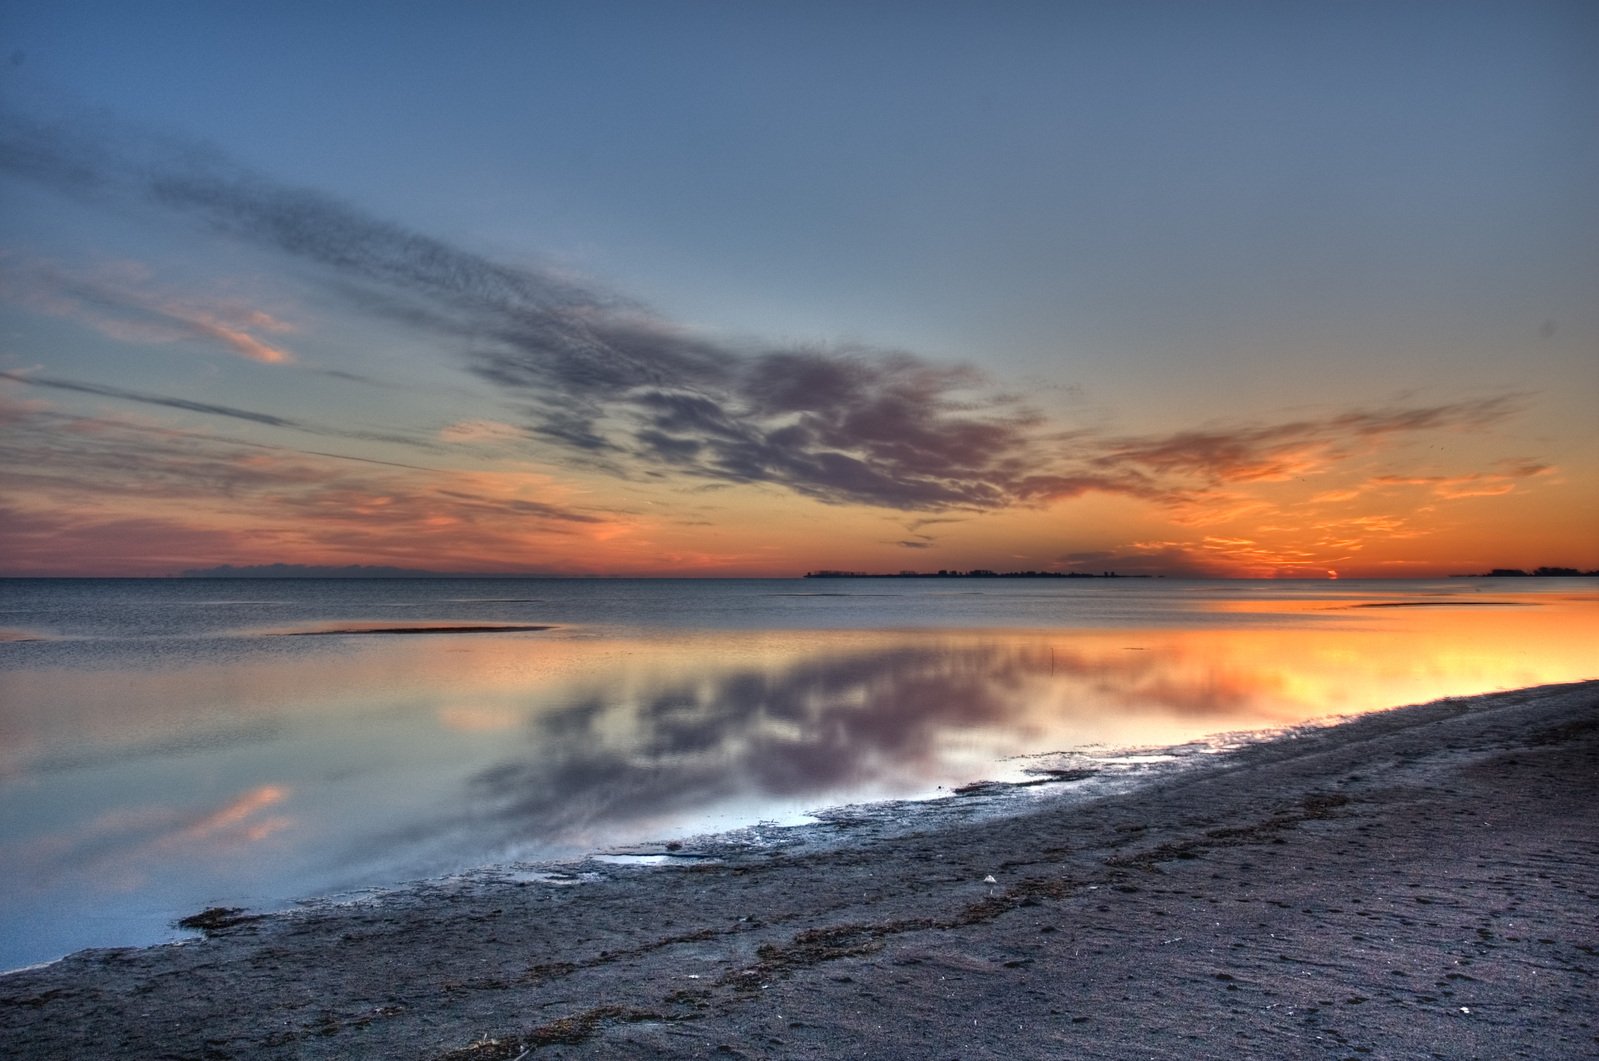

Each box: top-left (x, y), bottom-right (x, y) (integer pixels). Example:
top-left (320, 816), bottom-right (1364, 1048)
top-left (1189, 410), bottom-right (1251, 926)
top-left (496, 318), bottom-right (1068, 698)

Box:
top-left (2, 376), bottom-right (1593, 577)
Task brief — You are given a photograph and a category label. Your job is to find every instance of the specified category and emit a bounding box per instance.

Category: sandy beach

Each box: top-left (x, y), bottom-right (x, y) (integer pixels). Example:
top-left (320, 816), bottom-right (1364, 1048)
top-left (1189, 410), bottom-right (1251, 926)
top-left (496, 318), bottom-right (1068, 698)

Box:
top-left (3, 679), bottom-right (1595, 1059)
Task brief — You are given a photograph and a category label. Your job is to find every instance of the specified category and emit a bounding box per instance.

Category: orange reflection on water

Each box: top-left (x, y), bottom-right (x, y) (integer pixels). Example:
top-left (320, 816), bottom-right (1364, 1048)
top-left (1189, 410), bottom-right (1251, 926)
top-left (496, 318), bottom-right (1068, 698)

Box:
top-left (5, 783), bottom-right (297, 900)
top-left (1023, 601), bottom-right (1595, 747)
top-left (6, 596), bottom-right (1595, 795)
top-left (169, 784), bottom-right (293, 848)
top-left (1, 589), bottom-right (1595, 970)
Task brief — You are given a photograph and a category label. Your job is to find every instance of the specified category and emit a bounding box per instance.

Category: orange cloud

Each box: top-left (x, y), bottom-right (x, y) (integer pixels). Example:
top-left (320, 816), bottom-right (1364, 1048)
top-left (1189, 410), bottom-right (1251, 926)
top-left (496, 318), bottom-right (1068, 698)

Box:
top-left (1367, 462), bottom-right (1553, 500)
top-left (439, 419), bottom-right (526, 444)
top-left (0, 255), bottom-right (297, 364)
top-left (0, 355), bottom-right (1583, 578)
top-left (1088, 396), bottom-right (1525, 489)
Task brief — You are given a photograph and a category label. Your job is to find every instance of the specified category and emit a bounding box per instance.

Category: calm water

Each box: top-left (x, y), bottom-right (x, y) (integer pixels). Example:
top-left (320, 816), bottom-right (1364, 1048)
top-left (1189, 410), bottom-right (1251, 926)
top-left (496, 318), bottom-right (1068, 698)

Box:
top-left (1, 577), bottom-right (1594, 969)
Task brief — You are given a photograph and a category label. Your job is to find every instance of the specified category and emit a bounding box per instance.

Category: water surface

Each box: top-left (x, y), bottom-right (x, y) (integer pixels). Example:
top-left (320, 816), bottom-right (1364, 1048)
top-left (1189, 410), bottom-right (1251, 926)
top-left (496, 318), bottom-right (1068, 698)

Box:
top-left (1, 577), bottom-right (1593, 969)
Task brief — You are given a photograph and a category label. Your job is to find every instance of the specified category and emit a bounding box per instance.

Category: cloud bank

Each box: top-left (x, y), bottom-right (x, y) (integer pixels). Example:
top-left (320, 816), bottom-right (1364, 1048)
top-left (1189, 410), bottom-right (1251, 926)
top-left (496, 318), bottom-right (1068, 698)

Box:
top-left (1, 107), bottom-right (1544, 531)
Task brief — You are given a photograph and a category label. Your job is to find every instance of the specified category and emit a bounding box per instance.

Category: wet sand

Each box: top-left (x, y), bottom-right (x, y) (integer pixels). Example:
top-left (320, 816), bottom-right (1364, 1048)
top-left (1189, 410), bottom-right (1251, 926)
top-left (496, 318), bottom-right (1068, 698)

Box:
top-left (3, 680), bottom-right (1596, 1059)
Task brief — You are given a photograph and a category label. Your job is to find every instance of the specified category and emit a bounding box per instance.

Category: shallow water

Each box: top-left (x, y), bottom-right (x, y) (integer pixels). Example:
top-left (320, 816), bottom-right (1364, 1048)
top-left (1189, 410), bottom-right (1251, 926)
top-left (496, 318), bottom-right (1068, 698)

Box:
top-left (1, 576), bottom-right (1594, 969)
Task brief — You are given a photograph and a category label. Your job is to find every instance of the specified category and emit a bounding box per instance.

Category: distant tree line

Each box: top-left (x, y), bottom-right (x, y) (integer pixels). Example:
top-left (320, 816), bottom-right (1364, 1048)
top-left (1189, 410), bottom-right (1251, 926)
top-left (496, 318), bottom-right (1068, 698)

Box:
top-left (1472, 567), bottom-right (1598, 577)
top-left (803, 569), bottom-right (1146, 579)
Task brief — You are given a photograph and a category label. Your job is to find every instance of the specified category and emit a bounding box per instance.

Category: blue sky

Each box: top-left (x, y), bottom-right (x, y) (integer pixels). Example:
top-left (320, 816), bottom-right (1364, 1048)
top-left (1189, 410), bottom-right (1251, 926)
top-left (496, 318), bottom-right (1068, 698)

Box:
top-left (2, 1), bottom-right (1595, 575)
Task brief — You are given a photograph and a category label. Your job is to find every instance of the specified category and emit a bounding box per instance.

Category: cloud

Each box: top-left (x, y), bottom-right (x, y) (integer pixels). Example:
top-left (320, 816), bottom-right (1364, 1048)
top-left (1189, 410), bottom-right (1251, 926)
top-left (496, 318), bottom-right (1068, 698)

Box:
top-left (1086, 397), bottom-right (1526, 488)
top-left (0, 106), bottom-right (1551, 522)
top-left (431, 487), bottom-right (604, 525)
top-left (0, 109), bottom-right (1048, 509)
top-left (1, 254), bottom-right (296, 363)
top-left (1366, 460), bottom-right (1553, 500)
top-left (438, 419), bottom-right (525, 444)
top-left (0, 401), bottom-right (618, 573)
top-left (907, 516), bottom-right (966, 532)
top-left (0, 503), bottom-right (262, 576)
top-left (0, 369), bottom-right (444, 455)
top-left (3, 370), bottom-right (302, 428)
top-left (1060, 535), bottom-right (1356, 579)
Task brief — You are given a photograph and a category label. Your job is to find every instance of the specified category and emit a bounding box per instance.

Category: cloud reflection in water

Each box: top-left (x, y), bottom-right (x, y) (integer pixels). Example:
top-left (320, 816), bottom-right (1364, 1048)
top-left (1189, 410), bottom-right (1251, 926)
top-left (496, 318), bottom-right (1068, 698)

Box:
top-left (437, 606), bottom-right (1586, 856)
top-left (3, 591), bottom-right (1595, 969)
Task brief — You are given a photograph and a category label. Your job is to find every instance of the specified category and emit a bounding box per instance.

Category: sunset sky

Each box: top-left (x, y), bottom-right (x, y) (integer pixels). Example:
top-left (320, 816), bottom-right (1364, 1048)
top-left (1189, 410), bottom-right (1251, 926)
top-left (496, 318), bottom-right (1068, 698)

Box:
top-left (2, 1), bottom-right (1595, 577)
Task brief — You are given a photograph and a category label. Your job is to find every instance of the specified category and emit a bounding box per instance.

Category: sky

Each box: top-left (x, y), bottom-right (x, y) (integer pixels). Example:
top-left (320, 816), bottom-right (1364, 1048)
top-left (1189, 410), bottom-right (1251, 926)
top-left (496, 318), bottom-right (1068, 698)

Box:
top-left (1, 0), bottom-right (1595, 578)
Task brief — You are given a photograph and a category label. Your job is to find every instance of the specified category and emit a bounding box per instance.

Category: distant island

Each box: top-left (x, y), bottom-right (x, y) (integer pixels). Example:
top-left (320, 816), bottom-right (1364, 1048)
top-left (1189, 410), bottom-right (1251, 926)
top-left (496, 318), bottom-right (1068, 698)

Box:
top-left (803, 569), bottom-right (1149, 579)
top-left (181, 563), bottom-right (1151, 580)
top-left (1460, 567), bottom-right (1599, 578)
top-left (184, 564), bottom-right (468, 579)
top-left (175, 563), bottom-right (1596, 580)
top-left (809, 567), bottom-right (1599, 580)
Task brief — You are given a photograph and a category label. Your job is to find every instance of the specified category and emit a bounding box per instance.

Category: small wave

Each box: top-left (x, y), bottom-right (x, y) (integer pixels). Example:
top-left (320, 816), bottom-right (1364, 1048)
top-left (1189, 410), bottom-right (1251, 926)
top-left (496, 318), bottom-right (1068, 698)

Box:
top-left (591, 852), bottom-right (723, 866)
top-left (765, 592), bottom-right (899, 598)
top-left (274, 622), bottom-right (555, 637)
top-left (768, 592), bottom-right (855, 597)
top-left (1345, 600), bottom-right (1528, 609)
top-left (190, 601), bottom-right (290, 608)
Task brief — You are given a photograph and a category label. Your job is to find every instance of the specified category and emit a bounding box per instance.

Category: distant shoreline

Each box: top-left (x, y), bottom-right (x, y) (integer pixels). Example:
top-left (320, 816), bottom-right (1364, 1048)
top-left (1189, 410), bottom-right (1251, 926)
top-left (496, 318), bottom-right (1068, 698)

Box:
top-left (802, 569), bottom-right (1153, 579)
top-left (0, 569), bottom-right (1593, 580)
top-left (0, 572), bottom-right (1592, 581)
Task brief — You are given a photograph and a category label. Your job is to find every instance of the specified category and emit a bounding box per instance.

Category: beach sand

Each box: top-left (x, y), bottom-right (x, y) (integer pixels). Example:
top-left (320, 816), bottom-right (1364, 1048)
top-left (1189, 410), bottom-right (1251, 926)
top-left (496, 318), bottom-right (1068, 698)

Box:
top-left (3, 680), bottom-right (1595, 1059)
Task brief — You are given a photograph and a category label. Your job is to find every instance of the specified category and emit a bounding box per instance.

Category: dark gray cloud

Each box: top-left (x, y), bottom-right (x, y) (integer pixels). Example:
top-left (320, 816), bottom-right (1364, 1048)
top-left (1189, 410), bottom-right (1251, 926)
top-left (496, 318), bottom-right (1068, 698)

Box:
top-left (1, 370), bottom-right (301, 428)
top-left (1, 108), bottom-right (1048, 510)
top-left (0, 370), bottom-right (439, 453)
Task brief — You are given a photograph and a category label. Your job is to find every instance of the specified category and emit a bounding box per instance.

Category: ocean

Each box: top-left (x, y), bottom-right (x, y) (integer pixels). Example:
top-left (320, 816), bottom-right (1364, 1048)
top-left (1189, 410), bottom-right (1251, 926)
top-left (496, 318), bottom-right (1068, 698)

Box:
top-left (1, 576), bottom-right (1594, 970)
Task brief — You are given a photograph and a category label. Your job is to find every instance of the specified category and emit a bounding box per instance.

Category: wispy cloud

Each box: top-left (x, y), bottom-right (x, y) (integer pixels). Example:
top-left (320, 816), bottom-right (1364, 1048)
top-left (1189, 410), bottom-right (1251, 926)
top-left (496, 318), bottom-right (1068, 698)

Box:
top-left (1085, 397), bottom-right (1526, 488)
top-left (438, 419), bottom-right (526, 444)
top-left (1, 254), bottom-right (297, 364)
top-left (0, 503), bottom-right (263, 576)
top-left (1061, 538), bottom-right (1341, 579)
top-left (0, 399), bottom-right (619, 573)
top-left (0, 369), bottom-right (436, 452)
top-left (1366, 460), bottom-right (1553, 500)
top-left (3, 370), bottom-right (301, 428)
